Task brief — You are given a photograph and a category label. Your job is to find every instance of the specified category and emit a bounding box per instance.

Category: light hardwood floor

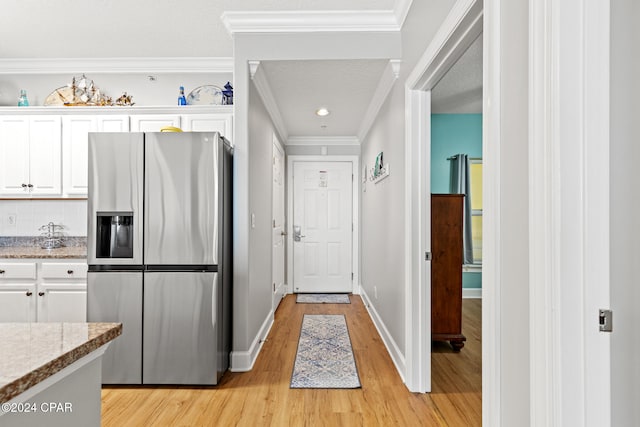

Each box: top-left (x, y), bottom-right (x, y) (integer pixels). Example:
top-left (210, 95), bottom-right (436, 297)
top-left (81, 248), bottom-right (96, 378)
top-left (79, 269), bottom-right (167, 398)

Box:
top-left (101, 295), bottom-right (482, 426)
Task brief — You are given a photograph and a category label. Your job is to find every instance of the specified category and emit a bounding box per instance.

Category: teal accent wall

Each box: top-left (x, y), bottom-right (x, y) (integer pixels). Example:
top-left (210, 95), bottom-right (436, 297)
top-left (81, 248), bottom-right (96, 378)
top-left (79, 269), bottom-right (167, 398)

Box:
top-left (431, 114), bottom-right (483, 290)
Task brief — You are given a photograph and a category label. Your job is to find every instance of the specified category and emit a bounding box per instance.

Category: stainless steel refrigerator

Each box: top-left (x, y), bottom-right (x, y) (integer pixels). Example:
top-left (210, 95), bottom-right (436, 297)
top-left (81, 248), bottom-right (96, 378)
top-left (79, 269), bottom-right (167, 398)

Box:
top-left (87, 131), bottom-right (232, 385)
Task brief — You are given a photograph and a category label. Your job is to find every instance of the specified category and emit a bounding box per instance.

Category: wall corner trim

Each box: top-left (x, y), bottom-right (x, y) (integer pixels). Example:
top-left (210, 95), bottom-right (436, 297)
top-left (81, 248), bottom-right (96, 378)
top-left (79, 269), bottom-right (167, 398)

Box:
top-left (229, 311), bottom-right (274, 372)
top-left (249, 60), bottom-right (289, 141)
top-left (360, 288), bottom-right (406, 382)
top-left (357, 59), bottom-right (401, 142)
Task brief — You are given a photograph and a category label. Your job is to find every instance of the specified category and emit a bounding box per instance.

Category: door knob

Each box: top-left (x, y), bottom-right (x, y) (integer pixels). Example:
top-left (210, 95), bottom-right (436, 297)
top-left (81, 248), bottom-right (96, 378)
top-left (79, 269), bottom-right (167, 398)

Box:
top-left (281, 231), bottom-right (287, 236)
top-left (26, 291), bottom-right (32, 296)
top-left (293, 226), bottom-right (305, 242)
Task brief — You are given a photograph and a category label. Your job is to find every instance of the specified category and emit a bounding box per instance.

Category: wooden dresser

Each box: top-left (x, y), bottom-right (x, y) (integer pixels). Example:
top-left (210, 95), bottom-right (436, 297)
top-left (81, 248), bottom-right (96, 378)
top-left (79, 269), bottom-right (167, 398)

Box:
top-left (431, 194), bottom-right (467, 351)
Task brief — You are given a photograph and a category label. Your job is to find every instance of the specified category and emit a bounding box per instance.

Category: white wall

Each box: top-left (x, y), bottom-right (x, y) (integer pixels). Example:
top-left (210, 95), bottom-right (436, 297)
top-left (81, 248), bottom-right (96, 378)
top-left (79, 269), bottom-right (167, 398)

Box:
top-left (0, 200), bottom-right (87, 237)
top-left (610, 0), bottom-right (640, 424)
top-left (0, 73), bottom-right (233, 107)
top-left (359, 0), bottom-right (456, 371)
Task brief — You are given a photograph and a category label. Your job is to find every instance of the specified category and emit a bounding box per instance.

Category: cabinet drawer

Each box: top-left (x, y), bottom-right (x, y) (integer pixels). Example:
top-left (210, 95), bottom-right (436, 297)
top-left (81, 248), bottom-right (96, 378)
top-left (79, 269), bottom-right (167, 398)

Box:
top-left (42, 263), bottom-right (88, 279)
top-left (0, 263), bottom-right (37, 279)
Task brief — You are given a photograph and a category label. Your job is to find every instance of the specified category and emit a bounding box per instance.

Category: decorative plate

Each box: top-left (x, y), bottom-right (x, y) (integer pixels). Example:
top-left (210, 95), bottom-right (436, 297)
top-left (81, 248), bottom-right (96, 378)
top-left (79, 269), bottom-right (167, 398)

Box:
top-left (186, 85), bottom-right (223, 105)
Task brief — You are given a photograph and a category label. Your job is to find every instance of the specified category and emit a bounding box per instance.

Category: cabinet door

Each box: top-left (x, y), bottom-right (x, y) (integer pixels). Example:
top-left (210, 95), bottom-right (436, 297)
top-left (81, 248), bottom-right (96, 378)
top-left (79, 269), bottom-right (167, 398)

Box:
top-left (29, 116), bottom-right (62, 195)
top-left (62, 115), bottom-right (130, 197)
top-left (0, 116), bottom-right (30, 195)
top-left (130, 115), bottom-right (180, 132)
top-left (181, 113), bottom-right (233, 141)
top-left (37, 283), bottom-right (87, 322)
top-left (98, 116), bottom-right (129, 132)
top-left (62, 116), bottom-right (97, 196)
top-left (0, 285), bottom-right (37, 322)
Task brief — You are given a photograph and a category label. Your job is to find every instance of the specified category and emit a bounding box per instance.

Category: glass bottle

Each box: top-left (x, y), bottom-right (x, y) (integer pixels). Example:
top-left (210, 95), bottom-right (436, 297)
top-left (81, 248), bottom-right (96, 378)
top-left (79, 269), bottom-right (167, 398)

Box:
top-left (178, 86), bottom-right (187, 106)
top-left (18, 89), bottom-right (29, 107)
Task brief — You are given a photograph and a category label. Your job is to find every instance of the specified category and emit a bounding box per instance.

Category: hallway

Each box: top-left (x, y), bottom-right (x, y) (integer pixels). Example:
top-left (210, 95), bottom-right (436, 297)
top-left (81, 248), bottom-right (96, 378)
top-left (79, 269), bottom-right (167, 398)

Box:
top-left (101, 295), bottom-right (481, 426)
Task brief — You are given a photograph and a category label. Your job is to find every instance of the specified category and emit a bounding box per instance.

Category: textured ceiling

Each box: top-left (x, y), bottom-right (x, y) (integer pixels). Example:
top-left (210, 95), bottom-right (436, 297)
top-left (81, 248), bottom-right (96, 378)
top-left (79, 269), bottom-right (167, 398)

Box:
top-left (259, 59), bottom-right (389, 137)
top-left (0, 0), bottom-right (394, 58)
top-left (431, 34), bottom-right (483, 114)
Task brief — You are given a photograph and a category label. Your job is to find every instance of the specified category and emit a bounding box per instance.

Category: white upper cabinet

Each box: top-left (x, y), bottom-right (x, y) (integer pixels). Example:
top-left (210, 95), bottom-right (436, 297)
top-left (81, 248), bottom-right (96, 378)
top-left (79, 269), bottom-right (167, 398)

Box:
top-left (181, 113), bottom-right (233, 142)
top-left (0, 116), bottom-right (61, 197)
top-left (129, 114), bottom-right (181, 132)
top-left (0, 108), bottom-right (232, 198)
top-left (62, 115), bottom-right (129, 197)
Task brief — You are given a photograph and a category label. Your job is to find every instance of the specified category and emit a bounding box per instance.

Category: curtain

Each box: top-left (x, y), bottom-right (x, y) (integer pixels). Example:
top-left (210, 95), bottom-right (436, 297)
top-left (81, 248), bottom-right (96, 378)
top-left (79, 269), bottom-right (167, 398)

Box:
top-left (450, 154), bottom-right (474, 264)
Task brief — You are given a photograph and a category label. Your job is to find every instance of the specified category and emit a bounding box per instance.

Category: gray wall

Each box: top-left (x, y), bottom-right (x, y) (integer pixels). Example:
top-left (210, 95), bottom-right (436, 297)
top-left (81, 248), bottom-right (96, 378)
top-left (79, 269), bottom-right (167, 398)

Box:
top-left (360, 0), bottom-right (456, 359)
top-left (247, 80), bottom-right (277, 342)
top-left (611, 0), bottom-right (640, 424)
top-left (231, 30), bottom-right (401, 364)
top-left (496, 0), bottom-right (530, 423)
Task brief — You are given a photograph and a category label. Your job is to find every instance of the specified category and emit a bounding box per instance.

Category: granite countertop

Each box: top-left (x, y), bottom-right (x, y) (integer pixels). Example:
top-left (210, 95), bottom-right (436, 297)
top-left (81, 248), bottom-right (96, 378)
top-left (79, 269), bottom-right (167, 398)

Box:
top-left (0, 237), bottom-right (87, 259)
top-left (0, 322), bottom-right (122, 403)
top-left (0, 246), bottom-right (87, 259)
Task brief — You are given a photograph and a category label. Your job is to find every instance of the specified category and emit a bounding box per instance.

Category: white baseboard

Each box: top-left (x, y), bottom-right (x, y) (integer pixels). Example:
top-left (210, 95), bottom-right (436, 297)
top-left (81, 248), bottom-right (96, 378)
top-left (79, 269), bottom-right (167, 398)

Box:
top-left (230, 310), bottom-right (274, 372)
top-left (463, 288), bottom-right (482, 299)
top-left (359, 288), bottom-right (406, 382)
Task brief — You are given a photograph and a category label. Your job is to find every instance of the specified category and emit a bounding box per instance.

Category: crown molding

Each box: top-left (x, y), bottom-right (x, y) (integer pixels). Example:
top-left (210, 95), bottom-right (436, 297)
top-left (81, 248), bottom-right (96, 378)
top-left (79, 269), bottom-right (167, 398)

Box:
top-left (358, 59), bottom-right (401, 141)
top-left (286, 136), bottom-right (360, 146)
top-left (0, 57), bottom-right (234, 75)
top-left (249, 60), bottom-right (289, 142)
top-left (394, 0), bottom-right (414, 28)
top-left (221, 10), bottom-right (400, 34)
top-left (406, 0), bottom-right (482, 91)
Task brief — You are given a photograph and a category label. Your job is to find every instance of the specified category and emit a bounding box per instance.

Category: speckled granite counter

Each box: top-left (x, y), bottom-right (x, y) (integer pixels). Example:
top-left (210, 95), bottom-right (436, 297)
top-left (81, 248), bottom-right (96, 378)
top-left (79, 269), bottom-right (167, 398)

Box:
top-left (0, 323), bottom-right (121, 404)
top-left (0, 237), bottom-right (87, 259)
top-left (0, 246), bottom-right (87, 259)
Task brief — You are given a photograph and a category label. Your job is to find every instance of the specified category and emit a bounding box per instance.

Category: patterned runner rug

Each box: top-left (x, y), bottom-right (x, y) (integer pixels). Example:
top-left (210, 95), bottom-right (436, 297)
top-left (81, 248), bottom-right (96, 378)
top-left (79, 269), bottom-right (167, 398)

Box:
top-left (296, 293), bottom-right (351, 304)
top-left (290, 314), bottom-right (361, 389)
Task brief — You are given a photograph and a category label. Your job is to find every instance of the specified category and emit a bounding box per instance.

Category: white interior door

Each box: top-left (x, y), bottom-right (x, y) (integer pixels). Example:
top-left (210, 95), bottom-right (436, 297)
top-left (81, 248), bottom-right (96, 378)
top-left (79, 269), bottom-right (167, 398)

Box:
top-left (292, 161), bottom-right (352, 293)
top-left (272, 137), bottom-right (286, 311)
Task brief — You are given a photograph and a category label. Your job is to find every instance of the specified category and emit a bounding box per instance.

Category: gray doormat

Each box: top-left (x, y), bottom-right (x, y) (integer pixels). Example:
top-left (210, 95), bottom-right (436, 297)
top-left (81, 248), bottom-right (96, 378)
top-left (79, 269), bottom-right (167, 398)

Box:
top-left (295, 293), bottom-right (351, 304)
top-left (290, 314), bottom-right (361, 389)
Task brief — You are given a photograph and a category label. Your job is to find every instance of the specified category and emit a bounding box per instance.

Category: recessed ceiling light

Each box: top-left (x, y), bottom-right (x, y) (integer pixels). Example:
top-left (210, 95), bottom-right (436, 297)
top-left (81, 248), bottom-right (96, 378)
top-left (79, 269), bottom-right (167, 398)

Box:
top-left (316, 108), bottom-right (330, 117)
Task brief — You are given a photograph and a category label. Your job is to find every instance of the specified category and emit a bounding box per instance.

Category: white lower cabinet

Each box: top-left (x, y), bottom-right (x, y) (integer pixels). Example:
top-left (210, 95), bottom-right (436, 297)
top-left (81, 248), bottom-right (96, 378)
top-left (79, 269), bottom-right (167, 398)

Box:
top-left (0, 284), bottom-right (37, 322)
top-left (0, 260), bottom-right (87, 322)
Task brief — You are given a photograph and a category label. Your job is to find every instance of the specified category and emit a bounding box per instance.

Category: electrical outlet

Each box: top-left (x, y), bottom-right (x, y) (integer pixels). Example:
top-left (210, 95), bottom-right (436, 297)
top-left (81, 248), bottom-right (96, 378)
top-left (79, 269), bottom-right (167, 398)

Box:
top-left (251, 213), bottom-right (256, 229)
top-left (7, 214), bottom-right (16, 225)
top-left (374, 286), bottom-right (378, 299)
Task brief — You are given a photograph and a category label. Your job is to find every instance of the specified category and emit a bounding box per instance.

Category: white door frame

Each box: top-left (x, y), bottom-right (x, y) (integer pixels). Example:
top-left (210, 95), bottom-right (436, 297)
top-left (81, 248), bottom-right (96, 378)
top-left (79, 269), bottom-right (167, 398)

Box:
top-left (529, 0), bottom-right (611, 425)
top-left (286, 155), bottom-right (360, 295)
top-left (403, 0), bottom-right (484, 395)
top-left (272, 133), bottom-right (286, 307)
